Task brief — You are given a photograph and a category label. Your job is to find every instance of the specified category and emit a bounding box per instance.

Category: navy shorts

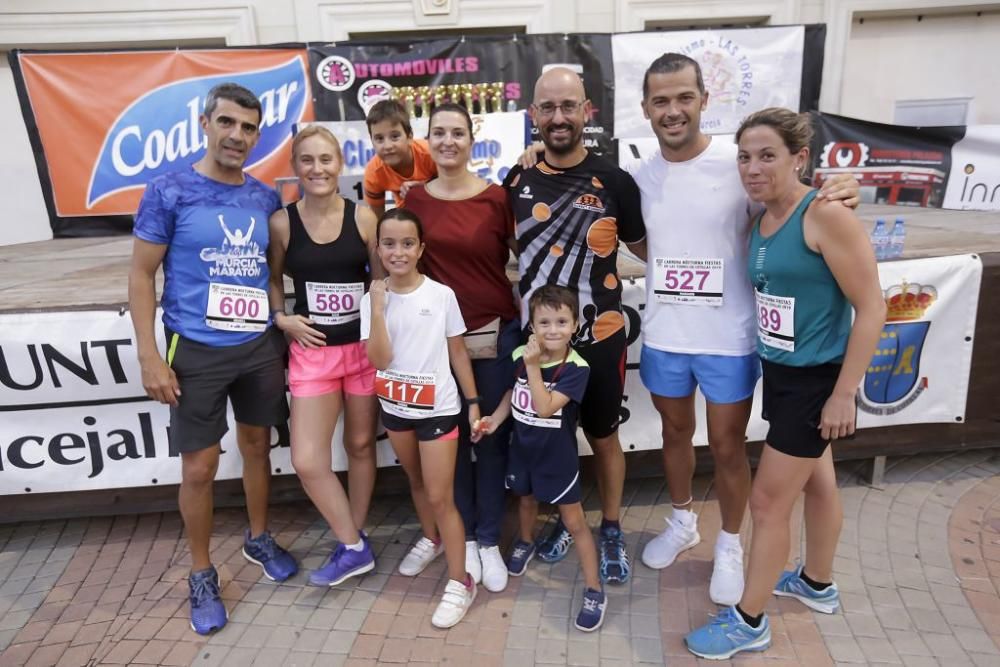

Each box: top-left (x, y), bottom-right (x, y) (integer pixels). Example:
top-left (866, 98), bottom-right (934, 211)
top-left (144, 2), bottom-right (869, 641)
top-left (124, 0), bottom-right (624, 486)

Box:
top-left (506, 438), bottom-right (581, 505)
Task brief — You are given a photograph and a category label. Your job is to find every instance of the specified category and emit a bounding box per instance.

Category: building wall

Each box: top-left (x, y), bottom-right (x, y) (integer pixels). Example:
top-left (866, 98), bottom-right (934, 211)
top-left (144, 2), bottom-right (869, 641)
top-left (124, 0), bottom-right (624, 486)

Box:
top-left (0, 0), bottom-right (994, 245)
top-left (841, 9), bottom-right (1000, 125)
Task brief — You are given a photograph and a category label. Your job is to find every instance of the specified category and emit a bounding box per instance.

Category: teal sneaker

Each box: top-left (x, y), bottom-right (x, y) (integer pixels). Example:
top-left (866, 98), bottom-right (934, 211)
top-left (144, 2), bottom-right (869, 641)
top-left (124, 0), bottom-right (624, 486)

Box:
top-left (773, 566), bottom-right (840, 613)
top-left (685, 606), bottom-right (771, 660)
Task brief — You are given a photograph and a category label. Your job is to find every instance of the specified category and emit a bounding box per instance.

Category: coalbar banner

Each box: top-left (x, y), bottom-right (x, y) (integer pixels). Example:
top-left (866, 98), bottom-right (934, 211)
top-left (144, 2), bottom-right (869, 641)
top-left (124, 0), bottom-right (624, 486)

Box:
top-left (9, 48), bottom-right (314, 236)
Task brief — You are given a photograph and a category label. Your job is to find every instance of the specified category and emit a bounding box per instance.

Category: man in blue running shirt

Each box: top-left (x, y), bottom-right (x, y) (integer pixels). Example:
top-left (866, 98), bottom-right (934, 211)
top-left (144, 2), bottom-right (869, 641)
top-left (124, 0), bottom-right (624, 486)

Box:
top-left (129, 83), bottom-right (297, 635)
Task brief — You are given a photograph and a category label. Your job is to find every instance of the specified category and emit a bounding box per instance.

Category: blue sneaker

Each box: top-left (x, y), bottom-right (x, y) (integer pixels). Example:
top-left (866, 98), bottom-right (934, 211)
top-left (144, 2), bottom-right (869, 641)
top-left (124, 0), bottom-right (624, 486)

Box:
top-left (773, 566), bottom-right (840, 613)
top-left (574, 587), bottom-right (607, 632)
top-left (599, 525), bottom-right (631, 584)
top-left (242, 530), bottom-right (298, 582)
top-left (188, 566), bottom-right (227, 635)
top-left (309, 539), bottom-right (376, 587)
top-left (685, 606), bottom-right (771, 660)
top-left (536, 519), bottom-right (574, 563)
top-left (507, 539), bottom-right (536, 576)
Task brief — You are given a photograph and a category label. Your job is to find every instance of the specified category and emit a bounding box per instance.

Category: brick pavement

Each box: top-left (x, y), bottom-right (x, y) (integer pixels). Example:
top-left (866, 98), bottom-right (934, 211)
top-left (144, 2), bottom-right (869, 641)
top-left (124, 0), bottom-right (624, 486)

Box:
top-left (1, 448), bottom-right (999, 666)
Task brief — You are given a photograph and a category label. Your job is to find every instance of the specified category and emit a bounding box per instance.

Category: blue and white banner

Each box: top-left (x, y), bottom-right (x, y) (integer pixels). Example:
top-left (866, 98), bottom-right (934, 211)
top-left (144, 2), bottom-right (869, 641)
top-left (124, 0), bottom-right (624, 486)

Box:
top-left (0, 254), bottom-right (980, 493)
top-left (606, 254), bottom-right (980, 452)
top-left (290, 112), bottom-right (527, 205)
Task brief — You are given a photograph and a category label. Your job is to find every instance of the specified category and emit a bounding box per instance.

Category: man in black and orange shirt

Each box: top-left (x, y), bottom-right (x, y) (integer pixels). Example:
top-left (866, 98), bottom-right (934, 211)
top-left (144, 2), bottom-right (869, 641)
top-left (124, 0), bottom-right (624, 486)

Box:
top-left (503, 67), bottom-right (647, 584)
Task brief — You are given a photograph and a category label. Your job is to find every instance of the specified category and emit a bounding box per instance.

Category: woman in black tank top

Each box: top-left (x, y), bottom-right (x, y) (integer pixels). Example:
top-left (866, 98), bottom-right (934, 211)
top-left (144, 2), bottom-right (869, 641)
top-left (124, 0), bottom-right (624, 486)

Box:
top-left (267, 126), bottom-right (383, 585)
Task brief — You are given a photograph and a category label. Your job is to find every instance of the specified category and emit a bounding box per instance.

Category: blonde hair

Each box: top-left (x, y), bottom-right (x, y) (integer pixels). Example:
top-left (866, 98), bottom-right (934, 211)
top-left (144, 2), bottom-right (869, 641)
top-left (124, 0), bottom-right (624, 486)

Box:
top-left (291, 125), bottom-right (344, 164)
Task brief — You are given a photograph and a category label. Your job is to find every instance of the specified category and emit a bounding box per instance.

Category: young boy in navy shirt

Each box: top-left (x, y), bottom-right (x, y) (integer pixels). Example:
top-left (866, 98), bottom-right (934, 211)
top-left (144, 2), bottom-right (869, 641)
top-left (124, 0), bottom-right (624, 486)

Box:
top-left (474, 285), bottom-right (607, 631)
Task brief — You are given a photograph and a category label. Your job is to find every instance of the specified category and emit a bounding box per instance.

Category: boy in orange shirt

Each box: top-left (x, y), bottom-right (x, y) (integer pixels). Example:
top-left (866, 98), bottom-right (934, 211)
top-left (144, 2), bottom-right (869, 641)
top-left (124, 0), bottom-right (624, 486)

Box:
top-left (363, 100), bottom-right (437, 217)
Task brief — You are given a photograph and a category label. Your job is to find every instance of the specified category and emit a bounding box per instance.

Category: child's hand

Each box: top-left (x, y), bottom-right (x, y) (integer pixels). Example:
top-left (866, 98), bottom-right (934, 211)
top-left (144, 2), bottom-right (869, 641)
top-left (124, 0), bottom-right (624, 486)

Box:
top-left (467, 404), bottom-right (482, 438)
top-left (369, 278), bottom-right (388, 311)
top-left (470, 415), bottom-right (499, 443)
top-left (399, 180), bottom-right (425, 199)
top-left (523, 334), bottom-right (542, 366)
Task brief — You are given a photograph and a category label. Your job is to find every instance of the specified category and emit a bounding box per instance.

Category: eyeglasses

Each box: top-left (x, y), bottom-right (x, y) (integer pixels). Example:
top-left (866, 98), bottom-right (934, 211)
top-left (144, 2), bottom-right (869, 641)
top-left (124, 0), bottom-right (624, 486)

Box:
top-left (533, 101), bottom-right (584, 117)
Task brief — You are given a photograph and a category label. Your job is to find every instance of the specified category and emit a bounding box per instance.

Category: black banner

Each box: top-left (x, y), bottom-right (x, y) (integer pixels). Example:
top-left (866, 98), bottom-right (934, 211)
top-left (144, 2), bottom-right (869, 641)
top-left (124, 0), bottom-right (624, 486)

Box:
top-left (800, 24), bottom-right (825, 113)
top-left (309, 33), bottom-right (616, 157)
top-left (811, 112), bottom-right (965, 208)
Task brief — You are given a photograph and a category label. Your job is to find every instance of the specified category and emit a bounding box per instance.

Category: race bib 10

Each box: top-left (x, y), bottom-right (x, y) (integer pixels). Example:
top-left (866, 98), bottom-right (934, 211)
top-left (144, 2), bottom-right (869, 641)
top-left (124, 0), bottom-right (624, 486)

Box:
top-left (511, 379), bottom-right (562, 429)
top-left (306, 281), bottom-right (363, 325)
top-left (754, 289), bottom-right (795, 352)
top-left (653, 258), bottom-right (724, 306)
top-left (205, 283), bottom-right (268, 332)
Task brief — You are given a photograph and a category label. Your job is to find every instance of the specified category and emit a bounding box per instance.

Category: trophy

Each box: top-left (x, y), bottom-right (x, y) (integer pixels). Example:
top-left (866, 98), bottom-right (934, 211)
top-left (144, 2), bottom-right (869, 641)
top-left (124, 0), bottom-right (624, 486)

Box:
top-left (415, 86), bottom-right (432, 117)
top-left (488, 82), bottom-right (505, 113)
top-left (475, 83), bottom-right (490, 114)
top-left (458, 83), bottom-right (475, 111)
top-left (432, 85), bottom-right (447, 108)
top-left (446, 84), bottom-right (464, 108)
top-left (393, 86), bottom-right (416, 116)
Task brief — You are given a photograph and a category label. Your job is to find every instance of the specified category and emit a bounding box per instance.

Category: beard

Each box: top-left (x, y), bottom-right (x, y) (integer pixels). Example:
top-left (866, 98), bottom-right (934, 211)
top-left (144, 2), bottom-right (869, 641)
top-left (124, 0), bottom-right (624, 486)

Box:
top-left (540, 122), bottom-right (583, 155)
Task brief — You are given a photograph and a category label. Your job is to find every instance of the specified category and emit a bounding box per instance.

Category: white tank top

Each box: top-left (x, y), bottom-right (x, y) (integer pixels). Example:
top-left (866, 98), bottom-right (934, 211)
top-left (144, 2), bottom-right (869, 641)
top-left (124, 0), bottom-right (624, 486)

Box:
top-left (632, 138), bottom-right (760, 356)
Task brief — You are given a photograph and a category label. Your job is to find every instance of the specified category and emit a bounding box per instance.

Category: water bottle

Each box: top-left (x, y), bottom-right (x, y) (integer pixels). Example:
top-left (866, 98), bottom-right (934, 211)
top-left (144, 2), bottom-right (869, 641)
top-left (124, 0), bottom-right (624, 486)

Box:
top-left (870, 219), bottom-right (888, 261)
top-left (888, 218), bottom-right (906, 259)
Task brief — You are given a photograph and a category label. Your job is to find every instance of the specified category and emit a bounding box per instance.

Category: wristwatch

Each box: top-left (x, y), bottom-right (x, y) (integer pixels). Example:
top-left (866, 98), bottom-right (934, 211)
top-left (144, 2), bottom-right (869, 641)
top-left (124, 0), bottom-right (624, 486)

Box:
top-left (466, 396), bottom-right (483, 405)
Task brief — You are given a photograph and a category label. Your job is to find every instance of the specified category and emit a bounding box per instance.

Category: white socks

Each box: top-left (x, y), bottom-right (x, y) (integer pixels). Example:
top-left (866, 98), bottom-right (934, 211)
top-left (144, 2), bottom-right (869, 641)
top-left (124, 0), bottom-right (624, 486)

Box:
top-left (673, 506), bottom-right (697, 529)
top-left (716, 529), bottom-right (741, 551)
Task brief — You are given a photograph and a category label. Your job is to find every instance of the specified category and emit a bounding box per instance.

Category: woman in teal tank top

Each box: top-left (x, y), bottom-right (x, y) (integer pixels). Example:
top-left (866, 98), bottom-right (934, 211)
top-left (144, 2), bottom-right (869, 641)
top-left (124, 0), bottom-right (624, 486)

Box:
top-left (685, 109), bottom-right (886, 660)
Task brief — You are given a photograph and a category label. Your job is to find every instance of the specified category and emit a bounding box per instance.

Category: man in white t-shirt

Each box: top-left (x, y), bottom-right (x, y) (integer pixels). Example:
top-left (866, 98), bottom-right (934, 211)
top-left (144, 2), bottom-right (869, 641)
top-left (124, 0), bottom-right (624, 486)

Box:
top-left (631, 53), bottom-right (858, 606)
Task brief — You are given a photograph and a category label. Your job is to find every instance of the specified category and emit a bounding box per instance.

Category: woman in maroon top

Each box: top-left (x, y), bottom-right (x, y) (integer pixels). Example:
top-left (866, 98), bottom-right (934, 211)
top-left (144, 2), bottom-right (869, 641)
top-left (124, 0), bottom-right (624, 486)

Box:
top-left (404, 103), bottom-right (519, 594)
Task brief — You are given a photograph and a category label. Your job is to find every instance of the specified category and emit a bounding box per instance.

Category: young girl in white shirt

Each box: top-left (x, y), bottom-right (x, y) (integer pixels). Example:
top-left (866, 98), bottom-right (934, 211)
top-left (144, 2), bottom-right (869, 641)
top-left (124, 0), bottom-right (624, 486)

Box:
top-left (361, 208), bottom-right (481, 628)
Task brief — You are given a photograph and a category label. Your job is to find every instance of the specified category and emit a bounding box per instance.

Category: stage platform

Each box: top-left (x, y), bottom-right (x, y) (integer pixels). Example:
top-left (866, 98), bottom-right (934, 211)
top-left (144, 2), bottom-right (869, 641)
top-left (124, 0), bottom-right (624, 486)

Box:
top-left (1, 203), bottom-right (997, 314)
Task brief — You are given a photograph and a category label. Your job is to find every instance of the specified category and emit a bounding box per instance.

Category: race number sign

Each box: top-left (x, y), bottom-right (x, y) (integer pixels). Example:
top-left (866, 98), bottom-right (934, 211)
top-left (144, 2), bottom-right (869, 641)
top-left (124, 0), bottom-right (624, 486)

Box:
top-left (755, 290), bottom-right (795, 351)
top-left (375, 370), bottom-right (436, 417)
top-left (205, 283), bottom-right (268, 332)
top-left (653, 258), bottom-right (724, 306)
top-left (511, 379), bottom-right (561, 429)
top-left (305, 281), bottom-right (363, 325)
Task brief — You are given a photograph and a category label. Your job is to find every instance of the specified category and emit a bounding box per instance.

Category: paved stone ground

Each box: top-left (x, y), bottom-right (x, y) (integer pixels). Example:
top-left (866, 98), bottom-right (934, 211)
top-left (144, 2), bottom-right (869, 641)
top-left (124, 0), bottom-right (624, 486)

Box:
top-left (2, 448), bottom-right (1000, 666)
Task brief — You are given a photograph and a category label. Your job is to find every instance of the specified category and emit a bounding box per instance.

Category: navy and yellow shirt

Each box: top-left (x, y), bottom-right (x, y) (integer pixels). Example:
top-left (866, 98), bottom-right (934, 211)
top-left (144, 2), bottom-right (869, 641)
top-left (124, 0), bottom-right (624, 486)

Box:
top-left (510, 346), bottom-right (590, 461)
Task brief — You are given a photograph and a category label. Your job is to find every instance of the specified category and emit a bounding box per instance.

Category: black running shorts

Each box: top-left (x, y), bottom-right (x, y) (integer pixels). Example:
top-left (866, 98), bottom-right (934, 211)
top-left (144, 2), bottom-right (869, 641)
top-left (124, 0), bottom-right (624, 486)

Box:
top-left (165, 327), bottom-right (289, 453)
top-left (761, 359), bottom-right (844, 459)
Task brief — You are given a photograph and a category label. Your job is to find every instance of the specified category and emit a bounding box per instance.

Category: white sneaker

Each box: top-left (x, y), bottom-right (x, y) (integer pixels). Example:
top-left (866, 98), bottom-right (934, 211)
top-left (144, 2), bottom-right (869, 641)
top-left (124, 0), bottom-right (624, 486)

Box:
top-left (710, 541), bottom-right (745, 606)
top-left (398, 536), bottom-right (444, 576)
top-left (641, 517), bottom-right (700, 569)
top-left (465, 540), bottom-right (482, 584)
top-left (479, 545), bottom-right (508, 592)
top-left (431, 578), bottom-right (476, 628)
